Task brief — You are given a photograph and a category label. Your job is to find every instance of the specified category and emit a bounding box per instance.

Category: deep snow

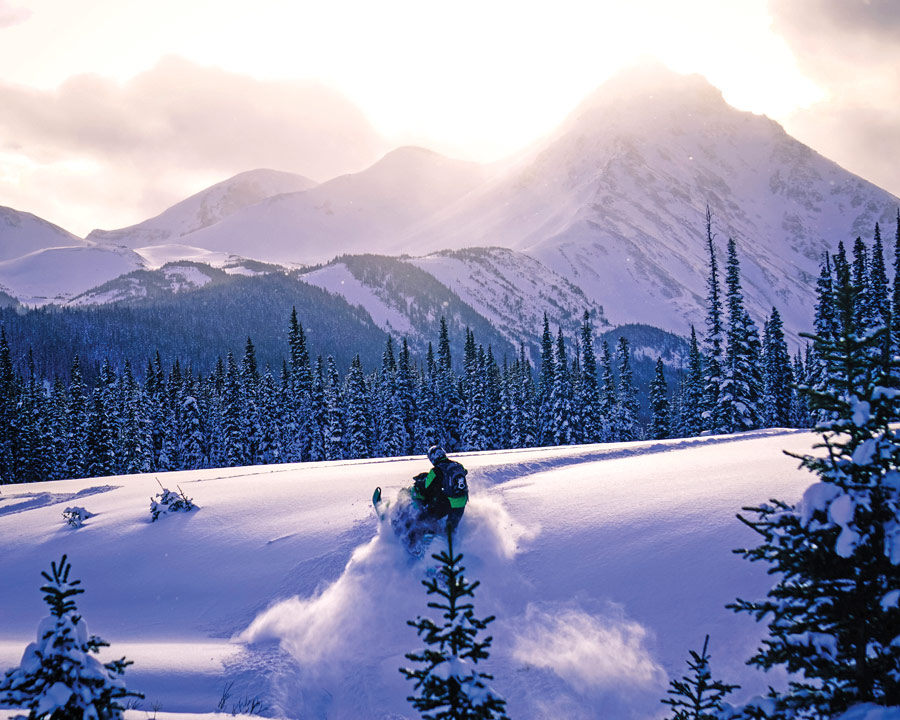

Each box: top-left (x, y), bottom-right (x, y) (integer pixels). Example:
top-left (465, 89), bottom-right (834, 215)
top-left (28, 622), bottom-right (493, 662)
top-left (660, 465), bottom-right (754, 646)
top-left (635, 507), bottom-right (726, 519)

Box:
top-left (0, 430), bottom-right (848, 718)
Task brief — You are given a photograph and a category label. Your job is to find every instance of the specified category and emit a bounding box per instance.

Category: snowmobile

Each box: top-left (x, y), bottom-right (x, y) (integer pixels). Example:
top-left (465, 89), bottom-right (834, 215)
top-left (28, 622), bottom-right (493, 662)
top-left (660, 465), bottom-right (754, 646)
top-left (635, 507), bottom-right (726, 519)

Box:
top-left (372, 485), bottom-right (441, 560)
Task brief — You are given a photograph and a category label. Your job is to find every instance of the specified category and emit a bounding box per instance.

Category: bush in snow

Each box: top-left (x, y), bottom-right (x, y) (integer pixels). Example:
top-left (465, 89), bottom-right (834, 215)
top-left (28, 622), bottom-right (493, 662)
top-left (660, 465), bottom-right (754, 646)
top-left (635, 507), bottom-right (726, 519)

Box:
top-left (730, 275), bottom-right (900, 719)
top-left (661, 635), bottom-right (738, 720)
top-left (149, 479), bottom-right (196, 522)
top-left (62, 507), bottom-right (94, 529)
top-left (400, 528), bottom-right (509, 720)
top-left (0, 554), bottom-right (142, 720)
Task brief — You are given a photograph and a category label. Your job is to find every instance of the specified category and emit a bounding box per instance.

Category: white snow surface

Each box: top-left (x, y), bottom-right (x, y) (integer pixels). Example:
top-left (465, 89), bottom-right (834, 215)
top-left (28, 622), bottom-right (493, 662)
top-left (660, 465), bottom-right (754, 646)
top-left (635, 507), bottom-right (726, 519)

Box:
top-left (300, 262), bottom-right (414, 336)
top-left (0, 206), bottom-right (86, 263)
top-left (86, 170), bottom-right (317, 249)
top-left (0, 430), bottom-right (828, 719)
top-left (0, 244), bottom-right (144, 306)
top-left (408, 247), bottom-right (609, 346)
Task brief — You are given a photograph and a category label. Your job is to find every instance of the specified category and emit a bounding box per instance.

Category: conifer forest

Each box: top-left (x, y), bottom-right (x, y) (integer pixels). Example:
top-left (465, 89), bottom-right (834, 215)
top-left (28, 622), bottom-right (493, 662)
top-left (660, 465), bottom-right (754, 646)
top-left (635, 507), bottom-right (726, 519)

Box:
top-left (0, 215), bottom-right (898, 486)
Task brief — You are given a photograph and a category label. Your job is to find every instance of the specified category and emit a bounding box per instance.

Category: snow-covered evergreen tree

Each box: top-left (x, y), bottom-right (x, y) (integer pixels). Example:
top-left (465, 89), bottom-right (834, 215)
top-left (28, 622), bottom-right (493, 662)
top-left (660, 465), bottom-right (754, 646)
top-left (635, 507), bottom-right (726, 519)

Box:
top-left (679, 327), bottom-right (705, 438)
top-left (661, 635), bottom-right (737, 720)
top-left (648, 358), bottom-right (670, 440)
top-left (599, 339), bottom-right (617, 441)
top-left (721, 238), bottom-right (763, 432)
top-left (0, 555), bottom-right (141, 719)
top-left (578, 311), bottom-right (601, 444)
top-left (702, 207), bottom-right (726, 434)
top-left (731, 275), bottom-right (900, 718)
top-left (401, 530), bottom-right (509, 720)
top-left (614, 337), bottom-right (640, 442)
top-left (322, 355), bottom-right (345, 460)
top-left (550, 328), bottom-right (574, 446)
top-left (345, 354), bottom-right (372, 459)
top-left (537, 314), bottom-right (555, 447)
top-left (65, 356), bottom-right (89, 480)
top-left (762, 307), bottom-right (793, 428)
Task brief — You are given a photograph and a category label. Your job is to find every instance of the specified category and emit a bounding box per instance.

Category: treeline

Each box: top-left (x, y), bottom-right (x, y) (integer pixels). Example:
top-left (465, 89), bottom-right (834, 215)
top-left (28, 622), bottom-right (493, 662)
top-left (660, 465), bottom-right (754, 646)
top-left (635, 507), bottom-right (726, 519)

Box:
top-left (0, 210), bottom-right (897, 484)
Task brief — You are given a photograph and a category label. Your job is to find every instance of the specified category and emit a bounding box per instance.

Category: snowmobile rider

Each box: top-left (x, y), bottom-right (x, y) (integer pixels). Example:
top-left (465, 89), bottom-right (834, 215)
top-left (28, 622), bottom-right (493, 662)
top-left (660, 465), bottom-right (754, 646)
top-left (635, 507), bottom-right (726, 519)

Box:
top-left (411, 445), bottom-right (469, 534)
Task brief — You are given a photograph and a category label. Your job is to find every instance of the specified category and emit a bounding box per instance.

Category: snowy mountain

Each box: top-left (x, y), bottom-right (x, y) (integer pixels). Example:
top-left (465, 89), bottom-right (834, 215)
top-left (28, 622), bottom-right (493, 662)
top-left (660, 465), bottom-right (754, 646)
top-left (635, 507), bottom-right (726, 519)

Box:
top-left (0, 244), bottom-right (144, 306)
top-left (301, 248), bottom-right (608, 358)
top-left (0, 430), bottom-right (821, 718)
top-left (403, 62), bottom-right (900, 338)
top-left (0, 205), bottom-right (86, 262)
top-left (165, 147), bottom-right (487, 264)
top-left (86, 169), bottom-right (318, 248)
top-left (407, 247), bottom-right (609, 349)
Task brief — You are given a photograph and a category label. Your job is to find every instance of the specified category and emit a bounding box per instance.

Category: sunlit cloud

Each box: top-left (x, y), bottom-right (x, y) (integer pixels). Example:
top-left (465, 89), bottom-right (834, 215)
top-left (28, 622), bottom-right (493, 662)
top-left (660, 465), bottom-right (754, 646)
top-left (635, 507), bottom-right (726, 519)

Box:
top-left (0, 57), bottom-right (387, 234)
top-left (0, 1), bottom-right (30, 28)
top-left (772, 0), bottom-right (900, 196)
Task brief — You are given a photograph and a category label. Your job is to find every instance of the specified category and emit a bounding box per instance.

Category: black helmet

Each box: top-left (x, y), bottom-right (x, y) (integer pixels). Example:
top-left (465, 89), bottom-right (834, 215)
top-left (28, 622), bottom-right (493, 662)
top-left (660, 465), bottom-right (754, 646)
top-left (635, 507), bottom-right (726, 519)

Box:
top-left (427, 445), bottom-right (446, 464)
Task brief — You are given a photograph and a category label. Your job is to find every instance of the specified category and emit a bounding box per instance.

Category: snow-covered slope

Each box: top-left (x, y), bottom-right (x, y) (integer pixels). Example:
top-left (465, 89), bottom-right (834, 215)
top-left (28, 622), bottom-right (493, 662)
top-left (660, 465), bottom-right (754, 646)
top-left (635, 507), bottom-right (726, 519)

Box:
top-left (174, 147), bottom-right (487, 264)
top-left (404, 62), bottom-right (899, 336)
top-left (87, 170), bottom-right (318, 248)
top-left (0, 205), bottom-right (86, 262)
top-left (407, 246), bottom-right (610, 346)
top-left (0, 430), bottom-right (820, 718)
top-left (0, 244), bottom-right (144, 305)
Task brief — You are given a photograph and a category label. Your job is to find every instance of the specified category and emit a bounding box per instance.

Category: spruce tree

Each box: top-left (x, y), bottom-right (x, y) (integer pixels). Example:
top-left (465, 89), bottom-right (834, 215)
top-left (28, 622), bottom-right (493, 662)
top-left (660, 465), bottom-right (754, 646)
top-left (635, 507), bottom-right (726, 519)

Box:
top-left (537, 314), bottom-right (555, 447)
top-left (614, 337), bottom-right (640, 442)
top-left (0, 555), bottom-right (141, 719)
top-left (679, 327), bottom-right (705, 437)
top-left (761, 308), bottom-right (792, 428)
top-left (722, 237), bottom-right (762, 432)
top-left (702, 207), bottom-right (725, 433)
top-left (599, 339), bottom-right (617, 441)
top-left (730, 275), bottom-right (900, 718)
top-left (550, 328), bottom-right (574, 446)
top-left (661, 635), bottom-right (737, 720)
top-left (401, 530), bottom-right (509, 720)
top-left (648, 358), bottom-right (670, 440)
top-left (870, 224), bottom-right (890, 332)
top-left (578, 311), bottom-right (601, 443)
top-left (345, 354), bottom-right (372, 459)
top-left (892, 210), bottom-right (900, 358)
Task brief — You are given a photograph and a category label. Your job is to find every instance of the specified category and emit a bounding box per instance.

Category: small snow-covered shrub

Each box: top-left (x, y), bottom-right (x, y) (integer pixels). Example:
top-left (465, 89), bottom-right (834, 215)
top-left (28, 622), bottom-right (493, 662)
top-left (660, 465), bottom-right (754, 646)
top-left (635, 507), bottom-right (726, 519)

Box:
top-left (0, 554), bottom-right (142, 719)
top-left (150, 480), bottom-right (196, 522)
top-left (62, 506), bottom-right (94, 528)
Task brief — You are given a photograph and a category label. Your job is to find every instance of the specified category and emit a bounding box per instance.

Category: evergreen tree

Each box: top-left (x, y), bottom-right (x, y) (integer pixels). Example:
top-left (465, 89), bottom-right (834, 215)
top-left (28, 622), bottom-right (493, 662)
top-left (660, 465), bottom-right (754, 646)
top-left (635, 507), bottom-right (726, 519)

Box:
top-left (288, 308), bottom-right (313, 461)
top-left (761, 307), bottom-right (792, 428)
top-left (345, 354), bottom-right (372, 459)
top-left (65, 356), bottom-right (89, 479)
top-left (892, 210), bottom-right (900, 358)
top-left (722, 238), bottom-right (762, 432)
top-left (648, 358), bottom-right (670, 440)
top-left (851, 235), bottom-right (873, 332)
top-left (870, 224), bottom-right (891, 331)
top-left (614, 337), bottom-right (640, 441)
top-left (515, 344), bottom-right (537, 449)
top-left (599, 339), bottom-right (617, 441)
top-left (0, 326), bottom-right (17, 483)
top-left (221, 352), bottom-right (246, 467)
top-left (323, 355), bottom-right (345, 460)
top-left (401, 530), bottom-right (510, 720)
top-left (0, 555), bottom-right (141, 719)
top-left (578, 311), bottom-right (601, 443)
top-left (661, 635), bottom-right (737, 720)
top-left (537, 314), bottom-right (555, 447)
top-left (702, 207), bottom-right (726, 433)
top-left (730, 275), bottom-right (900, 718)
top-left (550, 328), bottom-right (574, 446)
top-left (679, 327), bottom-right (705, 437)
top-left (437, 318), bottom-right (463, 451)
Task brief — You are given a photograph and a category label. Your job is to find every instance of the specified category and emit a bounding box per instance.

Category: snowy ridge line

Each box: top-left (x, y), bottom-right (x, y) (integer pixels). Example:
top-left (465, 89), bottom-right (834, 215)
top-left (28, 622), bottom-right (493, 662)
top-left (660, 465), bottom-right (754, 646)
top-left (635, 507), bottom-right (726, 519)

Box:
top-left (469, 428), bottom-right (807, 488)
top-left (0, 485), bottom-right (119, 517)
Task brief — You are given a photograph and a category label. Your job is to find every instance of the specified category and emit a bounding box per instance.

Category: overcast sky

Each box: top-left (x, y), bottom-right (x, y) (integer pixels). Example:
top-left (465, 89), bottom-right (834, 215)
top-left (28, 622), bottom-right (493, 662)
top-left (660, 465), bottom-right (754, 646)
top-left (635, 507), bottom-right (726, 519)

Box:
top-left (0, 0), bottom-right (896, 236)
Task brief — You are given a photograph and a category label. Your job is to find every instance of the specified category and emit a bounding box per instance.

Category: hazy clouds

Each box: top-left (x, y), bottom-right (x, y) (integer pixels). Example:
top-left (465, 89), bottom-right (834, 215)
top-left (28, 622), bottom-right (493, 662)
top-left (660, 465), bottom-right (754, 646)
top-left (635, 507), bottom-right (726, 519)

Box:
top-left (772, 0), bottom-right (900, 197)
top-left (0, 1), bottom-right (29, 28)
top-left (0, 57), bottom-right (386, 234)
